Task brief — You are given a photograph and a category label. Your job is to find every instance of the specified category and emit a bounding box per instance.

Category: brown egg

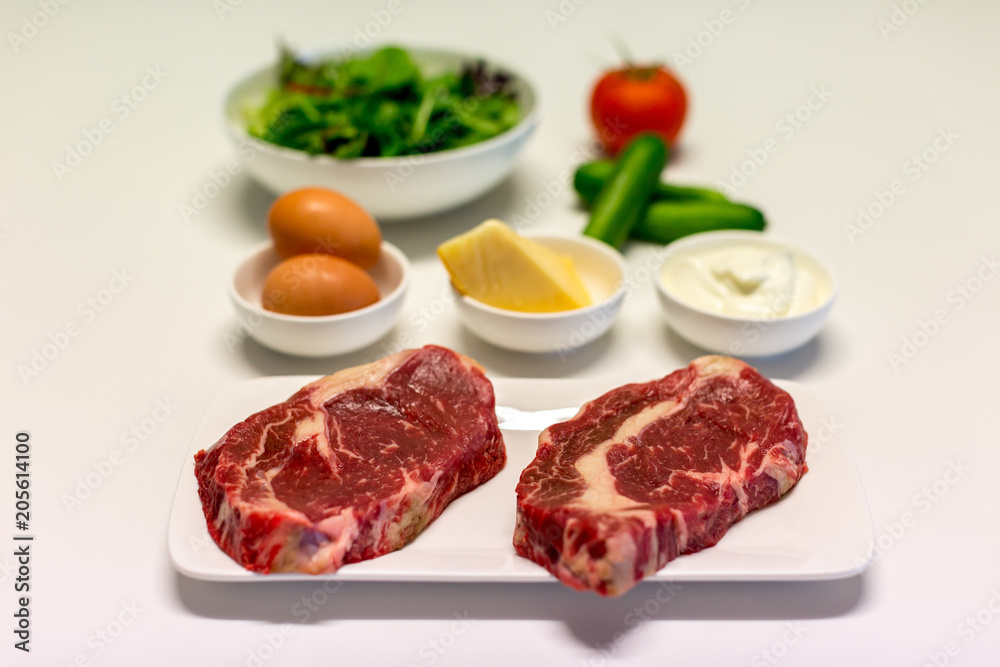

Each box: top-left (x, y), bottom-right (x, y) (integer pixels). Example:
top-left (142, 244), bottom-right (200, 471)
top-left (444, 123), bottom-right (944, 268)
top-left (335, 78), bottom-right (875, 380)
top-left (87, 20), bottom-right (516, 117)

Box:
top-left (268, 187), bottom-right (382, 269)
top-left (261, 254), bottom-right (380, 317)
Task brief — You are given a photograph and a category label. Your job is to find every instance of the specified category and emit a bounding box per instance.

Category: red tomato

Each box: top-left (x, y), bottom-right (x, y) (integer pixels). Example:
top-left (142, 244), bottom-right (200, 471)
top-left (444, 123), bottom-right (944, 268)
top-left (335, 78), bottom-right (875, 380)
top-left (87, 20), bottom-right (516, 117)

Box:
top-left (590, 65), bottom-right (688, 155)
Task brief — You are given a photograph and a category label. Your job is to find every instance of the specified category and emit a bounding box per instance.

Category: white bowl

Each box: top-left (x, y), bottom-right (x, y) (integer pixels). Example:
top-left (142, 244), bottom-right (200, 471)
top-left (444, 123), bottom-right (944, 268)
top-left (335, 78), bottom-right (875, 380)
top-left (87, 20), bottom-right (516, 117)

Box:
top-left (230, 240), bottom-right (409, 357)
top-left (654, 231), bottom-right (836, 357)
top-left (224, 46), bottom-right (540, 221)
top-left (452, 232), bottom-right (627, 354)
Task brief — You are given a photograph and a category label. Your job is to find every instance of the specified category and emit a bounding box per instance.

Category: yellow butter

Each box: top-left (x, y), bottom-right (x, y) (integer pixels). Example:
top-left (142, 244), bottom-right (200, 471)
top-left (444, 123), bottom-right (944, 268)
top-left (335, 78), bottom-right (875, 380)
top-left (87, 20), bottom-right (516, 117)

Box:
top-left (437, 220), bottom-right (592, 312)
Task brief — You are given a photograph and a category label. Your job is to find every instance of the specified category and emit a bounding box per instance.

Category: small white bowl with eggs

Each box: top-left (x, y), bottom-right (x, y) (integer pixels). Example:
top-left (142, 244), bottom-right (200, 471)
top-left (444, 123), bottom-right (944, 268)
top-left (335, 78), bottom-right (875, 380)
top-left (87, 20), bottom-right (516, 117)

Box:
top-left (230, 240), bottom-right (409, 357)
top-left (452, 231), bottom-right (628, 354)
top-left (655, 230), bottom-right (836, 357)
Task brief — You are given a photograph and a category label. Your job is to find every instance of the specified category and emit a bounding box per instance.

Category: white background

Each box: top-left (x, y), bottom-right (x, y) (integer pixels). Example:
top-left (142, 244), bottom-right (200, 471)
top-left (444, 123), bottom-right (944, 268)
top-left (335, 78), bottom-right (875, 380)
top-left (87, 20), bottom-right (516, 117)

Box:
top-left (3, 0), bottom-right (999, 665)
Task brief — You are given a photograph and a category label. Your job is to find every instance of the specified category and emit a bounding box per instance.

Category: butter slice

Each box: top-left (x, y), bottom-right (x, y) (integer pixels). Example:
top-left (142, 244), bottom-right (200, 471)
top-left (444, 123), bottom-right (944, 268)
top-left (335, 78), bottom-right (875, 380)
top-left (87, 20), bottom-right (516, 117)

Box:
top-left (437, 220), bottom-right (592, 312)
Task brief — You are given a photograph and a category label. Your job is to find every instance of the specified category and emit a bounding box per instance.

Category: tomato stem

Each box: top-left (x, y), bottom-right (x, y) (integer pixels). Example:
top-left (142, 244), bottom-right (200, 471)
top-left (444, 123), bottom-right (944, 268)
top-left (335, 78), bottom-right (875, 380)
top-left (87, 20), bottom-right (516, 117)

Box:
top-left (626, 66), bottom-right (660, 81)
top-left (610, 33), bottom-right (635, 69)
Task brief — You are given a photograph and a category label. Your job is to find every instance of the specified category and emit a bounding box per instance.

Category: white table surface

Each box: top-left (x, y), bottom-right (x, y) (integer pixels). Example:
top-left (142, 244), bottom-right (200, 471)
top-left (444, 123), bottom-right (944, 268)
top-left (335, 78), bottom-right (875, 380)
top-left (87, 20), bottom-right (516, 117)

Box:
top-left (4, 0), bottom-right (999, 665)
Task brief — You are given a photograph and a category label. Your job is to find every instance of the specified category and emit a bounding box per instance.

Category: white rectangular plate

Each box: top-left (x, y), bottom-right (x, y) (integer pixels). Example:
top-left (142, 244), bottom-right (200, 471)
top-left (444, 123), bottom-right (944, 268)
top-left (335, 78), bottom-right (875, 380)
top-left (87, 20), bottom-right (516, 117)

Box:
top-left (168, 376), bottom-right (873, 583)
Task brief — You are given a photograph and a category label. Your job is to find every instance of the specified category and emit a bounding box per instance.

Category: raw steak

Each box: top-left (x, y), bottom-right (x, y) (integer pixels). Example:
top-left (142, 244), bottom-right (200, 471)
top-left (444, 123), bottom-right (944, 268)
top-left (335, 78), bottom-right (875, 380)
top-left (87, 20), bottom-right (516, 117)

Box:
top-left (195, 345), bottom-right (505, 574)
top-left (514, 355), bottom-right (807, 596)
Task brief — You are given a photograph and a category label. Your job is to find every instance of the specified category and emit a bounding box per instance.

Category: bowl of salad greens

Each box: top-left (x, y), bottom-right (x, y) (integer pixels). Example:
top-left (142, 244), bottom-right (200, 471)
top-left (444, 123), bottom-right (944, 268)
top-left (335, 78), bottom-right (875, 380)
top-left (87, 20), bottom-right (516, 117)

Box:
top-left (225, 45), bottom-right (540, 220)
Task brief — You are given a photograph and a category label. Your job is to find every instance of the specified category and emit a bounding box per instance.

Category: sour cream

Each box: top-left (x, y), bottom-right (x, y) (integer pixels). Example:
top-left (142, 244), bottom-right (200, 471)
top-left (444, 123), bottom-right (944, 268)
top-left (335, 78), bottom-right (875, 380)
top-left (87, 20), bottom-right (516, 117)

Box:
top-left (660, 241), bottom-right (831, 318)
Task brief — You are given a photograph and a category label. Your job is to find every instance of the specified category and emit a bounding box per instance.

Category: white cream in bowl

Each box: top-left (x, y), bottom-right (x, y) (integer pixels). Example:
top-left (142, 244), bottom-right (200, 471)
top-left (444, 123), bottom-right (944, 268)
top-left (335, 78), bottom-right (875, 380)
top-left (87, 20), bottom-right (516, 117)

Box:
top-left (655, 231), bottom-right (836, 357)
